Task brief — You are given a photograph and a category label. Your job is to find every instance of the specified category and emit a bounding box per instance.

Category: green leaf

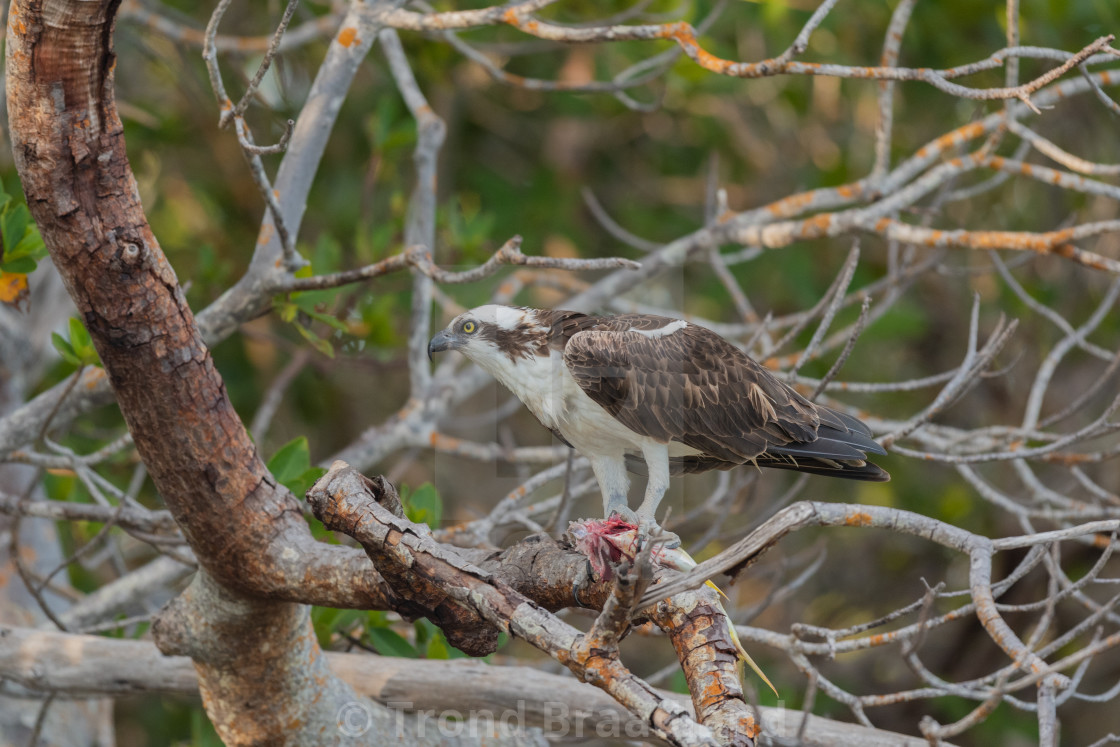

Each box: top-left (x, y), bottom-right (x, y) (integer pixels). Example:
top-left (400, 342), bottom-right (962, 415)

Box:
top-left (311, 606), bottom-right (342, 646)
top-left (310, 606), bottom-right (363, 647)
top-left (268, 436), bottom-right (312, 482)
top-left (8, 229), bottom-right (47, 262)
top-left (294, 322), bottom-right (335, 359)
top-left (68, 318), bottom-right (99, 365)
top-left (43, 472), bottom-right (77, 502)
top-left (268, 436), bottom-right (327, 497)
top-left (367, 626), bottom-right (418, 658)
top-left (426, 632), bottom-right (452, 660)
top-left (309, 516), bottom-right (339, 544)
top-left (300, 306), bottom-right (350, 334)
top-left (0, 205), bottom-right (30, 254)
top-left (0, 189), bottom-right (46, 267)
top-left (269, 437), bottom-right (311, 485)
top-left (413, 619), bottom-right (433, 649)
top-left (292, 466), bottom-right (327, 499)
top-left (426, 628), bottom-right (466, 660)
top-left (403, 483), bottom-right (442, 527)
top-left (50, 319), bottom-right (100, 368)
top-left (276, 300), bottom-right (298, 323)
top-left (0, 256), bottom-right (36, 274)
top-left (51, 332), bottom-right (82, 367)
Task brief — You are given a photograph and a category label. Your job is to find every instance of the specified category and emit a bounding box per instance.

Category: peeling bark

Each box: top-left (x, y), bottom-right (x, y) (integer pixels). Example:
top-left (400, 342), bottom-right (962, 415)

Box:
top-left (4, 2), bottom-right (388, 743)
top-left (6, 2), bottom-right (766, 742)
top-left (310, 461), bottom-right (766, 745)
top-left (652, 595), bottom-right (760, 745)
top-left (9, 0), bottom-right (282, 597)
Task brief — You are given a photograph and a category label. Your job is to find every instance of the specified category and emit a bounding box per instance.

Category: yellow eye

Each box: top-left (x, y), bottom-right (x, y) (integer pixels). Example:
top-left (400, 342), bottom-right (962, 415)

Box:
top-left (462, 321), bottom-right (476, 334)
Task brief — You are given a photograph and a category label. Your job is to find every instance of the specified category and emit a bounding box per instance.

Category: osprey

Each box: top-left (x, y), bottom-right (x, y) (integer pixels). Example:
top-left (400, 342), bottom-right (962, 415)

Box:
top-left (429, 305), bottom-right (888, 529)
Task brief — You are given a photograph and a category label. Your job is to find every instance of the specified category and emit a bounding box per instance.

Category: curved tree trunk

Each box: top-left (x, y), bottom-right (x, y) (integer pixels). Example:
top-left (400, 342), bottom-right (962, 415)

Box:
top-left (3, 2), bottom-right (433, 743)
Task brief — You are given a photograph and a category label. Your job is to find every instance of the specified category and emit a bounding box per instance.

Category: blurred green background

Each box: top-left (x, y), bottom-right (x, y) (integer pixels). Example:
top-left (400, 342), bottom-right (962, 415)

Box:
top-left (4, 0), bottom-right (1119, 744)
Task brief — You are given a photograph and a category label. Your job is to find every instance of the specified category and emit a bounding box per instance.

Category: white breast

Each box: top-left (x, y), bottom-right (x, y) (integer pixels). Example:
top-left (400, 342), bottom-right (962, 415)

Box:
top-left (483, 348), bottom-right (702, 460)
top-left (485, 351), bottom-right (633, 452)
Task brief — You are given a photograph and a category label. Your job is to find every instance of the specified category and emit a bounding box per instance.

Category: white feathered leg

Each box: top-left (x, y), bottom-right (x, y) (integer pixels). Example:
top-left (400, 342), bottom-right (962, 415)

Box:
top-left (635, 441), bottom-right (680, 547)
top-left (636, 441), bottom-right (670, 521)
top-left (588, 454), bottom-right (631, 518)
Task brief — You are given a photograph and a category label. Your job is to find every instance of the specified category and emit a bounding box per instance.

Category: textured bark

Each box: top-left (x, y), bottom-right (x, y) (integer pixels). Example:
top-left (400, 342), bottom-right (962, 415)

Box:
top-left (309, 462), bottom-right (766, 745)
top-left (8, 0), bottom-right (279, 595)
top-left (3, 624), bottom-right (951, 746)
top-left (310, 464), bottom-right (615, 655)
top-left (151, 571), bottom-right (397, 744)
top-left (652, 595), bottom-right (760, 745)
top-left (3, 2), bottom-right (388, 743)
top-left (5, 0), bottom-right (395, 613)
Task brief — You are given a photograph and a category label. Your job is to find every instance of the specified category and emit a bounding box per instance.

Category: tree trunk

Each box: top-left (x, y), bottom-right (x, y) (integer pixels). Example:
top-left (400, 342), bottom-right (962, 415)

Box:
top-left (4, 2), bottom-right (427, 743)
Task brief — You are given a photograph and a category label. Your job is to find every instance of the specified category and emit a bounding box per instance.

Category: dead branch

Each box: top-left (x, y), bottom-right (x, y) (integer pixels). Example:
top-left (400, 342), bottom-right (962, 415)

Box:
top-left (1, 624), bottom-right (944, 746)
top-left (307, 461), bottom-right (772, 744)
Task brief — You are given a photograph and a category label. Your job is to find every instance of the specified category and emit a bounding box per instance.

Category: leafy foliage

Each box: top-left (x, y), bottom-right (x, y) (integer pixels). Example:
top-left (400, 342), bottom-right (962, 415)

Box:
top-left (0, 175), bottom-right (47, 309)
top-left (50, 318), bottom-right (102, 369)
top-left (4, 0), bottom-right (1118, 743)
top-left (267, 436), bottom-right (327, 497)
top-left (401, 482), bottom-right (443, 527)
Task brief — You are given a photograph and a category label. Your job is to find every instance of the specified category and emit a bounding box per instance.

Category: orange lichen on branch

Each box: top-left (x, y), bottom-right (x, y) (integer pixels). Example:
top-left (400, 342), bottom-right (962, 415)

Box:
top-left (1038, 449), bottom-right (1099, 466)
top-left (844, 511), bottom-right (873, 527)
top-left (765, 191), bottom-right (816, 218)
top-left (915, 121), bottom-right (988, 159)
top-left (337, 27), bottom-right (357, 47)
top-left (82, 367), bottom-right (107, 390)
top-left (578, 654), bottom-right (616, 686)
top-left (1092, 534), bottom-right (1114, 549)
top-left (657, 22), bottom-right (747, 76)
top-left (799, 212), bottom-right (835, 239)
top-left (877, 219), bottom-right (1104, 258)
top-left (428, 431), bottom-right (460, 450)
top-left (652, 592), bottom-right (761, 744)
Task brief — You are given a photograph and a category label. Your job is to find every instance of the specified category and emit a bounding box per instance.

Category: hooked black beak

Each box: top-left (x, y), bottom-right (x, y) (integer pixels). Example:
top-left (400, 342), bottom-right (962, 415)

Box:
top-left (428, 330), bottom-right (456, 361)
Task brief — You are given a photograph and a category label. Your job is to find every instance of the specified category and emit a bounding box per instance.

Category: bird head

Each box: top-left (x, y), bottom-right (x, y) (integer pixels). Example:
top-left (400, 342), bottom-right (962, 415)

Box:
top-left (427, 305), bottom-right (547, 372)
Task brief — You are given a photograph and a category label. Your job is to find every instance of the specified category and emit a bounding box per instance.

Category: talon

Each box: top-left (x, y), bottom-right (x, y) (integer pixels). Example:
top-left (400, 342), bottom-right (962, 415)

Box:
top-left (609, 507), bottom-right (639, 526)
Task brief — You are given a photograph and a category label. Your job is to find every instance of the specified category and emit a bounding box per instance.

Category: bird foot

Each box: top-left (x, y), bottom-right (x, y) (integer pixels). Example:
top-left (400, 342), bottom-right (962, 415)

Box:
top-left (640, 518), bottom-right (681, 550)
top-left (607, 506), bottom-right (639, 525)
top-left (606, 509), bottom-right (681, 549)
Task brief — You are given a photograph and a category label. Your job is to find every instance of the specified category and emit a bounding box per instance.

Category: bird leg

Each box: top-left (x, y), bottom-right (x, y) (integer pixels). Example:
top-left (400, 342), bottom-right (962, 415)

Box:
top-left (589, 450), bottom-right (681, 548)
top-left (635, 442), bottom-right (670, 520)
top-left (635, 442), bottom-right (680, 548)
top-left (588, 454), bottom-right (631, 518)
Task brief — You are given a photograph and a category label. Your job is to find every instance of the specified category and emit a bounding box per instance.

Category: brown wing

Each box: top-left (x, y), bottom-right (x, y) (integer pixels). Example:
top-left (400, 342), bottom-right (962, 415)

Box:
top-left (563, 314), bottom-right (888, 481)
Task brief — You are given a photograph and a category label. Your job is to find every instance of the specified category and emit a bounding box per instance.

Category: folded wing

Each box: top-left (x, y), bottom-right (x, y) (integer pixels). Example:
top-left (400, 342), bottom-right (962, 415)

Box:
top-left (562, 315), bottom-right (888, 482)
